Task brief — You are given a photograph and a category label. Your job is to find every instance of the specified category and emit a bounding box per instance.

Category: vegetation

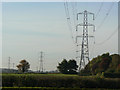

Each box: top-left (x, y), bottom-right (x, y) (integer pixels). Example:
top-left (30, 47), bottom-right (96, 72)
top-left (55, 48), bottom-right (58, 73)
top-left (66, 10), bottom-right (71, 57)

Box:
top-left (80, 53), bottom-right (120, 76)
top-left (57, 59), bottom-right (78, 74)
top-left (1, 74), bottom-right (120, 89)
top-left (1, 87), bottom-right (117, 90)
top-left (16, 60), bottom-right (30, 73)
top-left (1, 53), bottom-right (120, 89)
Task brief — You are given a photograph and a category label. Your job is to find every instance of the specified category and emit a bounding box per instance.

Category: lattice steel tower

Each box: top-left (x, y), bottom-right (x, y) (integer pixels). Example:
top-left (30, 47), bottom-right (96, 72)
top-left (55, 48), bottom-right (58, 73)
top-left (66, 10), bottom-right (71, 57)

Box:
top-left (8, 57), bottom-right (11, 69)
top-left (76, 10), bottom-right (95, 71)
top-left (39, 51), bottom-right (44, 73)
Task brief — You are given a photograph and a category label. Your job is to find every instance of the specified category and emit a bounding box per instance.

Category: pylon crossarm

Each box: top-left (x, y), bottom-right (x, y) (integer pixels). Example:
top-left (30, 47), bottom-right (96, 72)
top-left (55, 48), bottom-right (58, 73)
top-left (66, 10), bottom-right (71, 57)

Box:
top-left (76, 35), bottom-right (94, 43)
top-left (88, 36), bottom-right (94, 38)
top-left (77, 12), bottom-right (84, 20)
top-left (76, 24), bottom-right (84, 31)
top-left (76, 23), bottom-right (95, 32)
top-left (76, 44), bottom-right (82, 46)
top-left (87, 23), bottom-right (95, 32)
top-left (76, 56), bottom-right (81, 58)
top-left (87, 12), bottom-right (95, 20)
top-left (76, 50), bottom-right (81, 52)
top-left (76, 35), bottom-right (83, 43)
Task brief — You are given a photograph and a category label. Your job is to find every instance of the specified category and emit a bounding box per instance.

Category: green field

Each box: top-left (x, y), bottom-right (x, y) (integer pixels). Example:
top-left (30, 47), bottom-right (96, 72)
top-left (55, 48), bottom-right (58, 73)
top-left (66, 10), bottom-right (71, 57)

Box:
top-left (1, 74), bottom-right (120, 89)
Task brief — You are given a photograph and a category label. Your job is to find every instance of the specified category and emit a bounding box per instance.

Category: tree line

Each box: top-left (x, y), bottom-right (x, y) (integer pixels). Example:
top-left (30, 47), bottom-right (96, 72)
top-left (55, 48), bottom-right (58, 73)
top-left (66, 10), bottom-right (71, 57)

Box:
top-left (16, 53), bottom-right (120, 75)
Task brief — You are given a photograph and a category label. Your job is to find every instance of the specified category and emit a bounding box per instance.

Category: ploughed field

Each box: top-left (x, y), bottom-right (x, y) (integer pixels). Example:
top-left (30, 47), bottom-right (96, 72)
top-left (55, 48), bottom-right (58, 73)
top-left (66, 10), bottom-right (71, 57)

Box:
top-left (1, 74), bottom-right (120, 89)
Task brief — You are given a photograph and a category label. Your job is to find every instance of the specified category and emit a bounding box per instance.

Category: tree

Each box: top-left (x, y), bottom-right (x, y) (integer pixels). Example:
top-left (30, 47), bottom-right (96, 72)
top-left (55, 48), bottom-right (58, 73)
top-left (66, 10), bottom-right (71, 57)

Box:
top-left (80, 53), bottom-right (119, 75)
top-left (68, 60), bottom-right (78, 74)
top-left (57, 59), bottom-right (78, 74)
top-left (57, 59), bottom-right (68, 74)
top-left (17, 60), bottom-right (30, 73)
top-left (116, 64), bottom-right (120, 73)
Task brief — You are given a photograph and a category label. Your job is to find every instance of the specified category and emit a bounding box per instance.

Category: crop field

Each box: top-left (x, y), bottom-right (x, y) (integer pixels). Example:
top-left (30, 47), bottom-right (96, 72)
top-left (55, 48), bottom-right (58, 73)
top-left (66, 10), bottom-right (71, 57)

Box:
top-left (1, 73), bottom-right (120, 89)
top-left (1, 87), bottom-right (118, 90)
top-left (2, 73), bottom-right (78, 77)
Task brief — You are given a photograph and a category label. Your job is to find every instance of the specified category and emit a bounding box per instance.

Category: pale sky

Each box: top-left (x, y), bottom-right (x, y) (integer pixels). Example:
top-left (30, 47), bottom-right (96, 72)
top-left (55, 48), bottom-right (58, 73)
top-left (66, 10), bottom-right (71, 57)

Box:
top-left (1, 1), bottom-right (118, 71)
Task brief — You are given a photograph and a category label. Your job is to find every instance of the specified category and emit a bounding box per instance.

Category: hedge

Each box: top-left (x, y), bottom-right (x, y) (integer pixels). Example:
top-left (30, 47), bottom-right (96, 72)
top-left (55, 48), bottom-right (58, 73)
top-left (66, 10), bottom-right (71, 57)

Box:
top-left (1, 74), bottom-right (120, 89)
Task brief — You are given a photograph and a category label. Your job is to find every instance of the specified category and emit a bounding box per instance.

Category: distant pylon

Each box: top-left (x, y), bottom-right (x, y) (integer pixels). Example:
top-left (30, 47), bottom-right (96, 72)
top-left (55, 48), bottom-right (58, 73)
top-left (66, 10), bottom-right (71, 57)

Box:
top-left (76, 10), bottom-right (95, 72)
top-left (8, 57), bottom-right (11, 69)
top-left (39, 51), bottom-right (44, 73)
top-left (13, 63), bottom-right (15, 69)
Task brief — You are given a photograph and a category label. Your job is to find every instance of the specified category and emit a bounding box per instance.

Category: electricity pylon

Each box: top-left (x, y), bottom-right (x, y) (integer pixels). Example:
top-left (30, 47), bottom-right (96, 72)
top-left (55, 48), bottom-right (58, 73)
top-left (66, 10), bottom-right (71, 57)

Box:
top-left (76, 10), bottom-right (95, 72)
top-left (8, 57), bottom-right (11, 70)
top-left (39, 51), bottom-right (44, 73)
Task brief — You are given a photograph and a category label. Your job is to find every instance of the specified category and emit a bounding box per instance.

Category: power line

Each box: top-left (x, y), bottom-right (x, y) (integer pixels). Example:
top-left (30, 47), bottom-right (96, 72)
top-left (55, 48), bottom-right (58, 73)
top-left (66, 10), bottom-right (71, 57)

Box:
top-left (95, 26), bottom-right (118, 46)
top-left (64, 1), bottom-right (76, 44)
top-left (64, 1), bottom-right (80, 61)
top-left (64, 0), bottom-right (70, 18)
top-left (64, 2), bottom-right (72, 36)
top-left (89, 29), bottom-right (96, 60)
top-left (95, 2), bottom-right (104, 19)
top-left (71, 2), bottom-right (77, 28)
top-left (96, 2), bottom-right (114, 31)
